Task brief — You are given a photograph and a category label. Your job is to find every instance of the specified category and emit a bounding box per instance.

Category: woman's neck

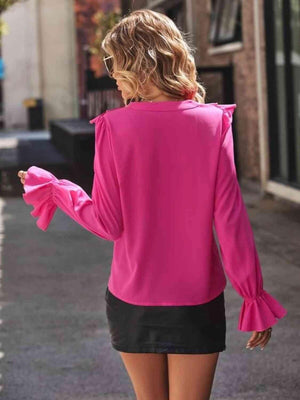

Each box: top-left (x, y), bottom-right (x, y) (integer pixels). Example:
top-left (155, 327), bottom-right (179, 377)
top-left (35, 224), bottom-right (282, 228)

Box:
top-left (141, 93), bottom-right (182, 102)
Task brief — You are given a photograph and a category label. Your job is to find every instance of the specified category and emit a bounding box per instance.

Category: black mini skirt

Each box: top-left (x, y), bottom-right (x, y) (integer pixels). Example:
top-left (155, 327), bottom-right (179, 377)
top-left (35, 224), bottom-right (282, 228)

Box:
top-left (105, 286), bottom-right (226, 354)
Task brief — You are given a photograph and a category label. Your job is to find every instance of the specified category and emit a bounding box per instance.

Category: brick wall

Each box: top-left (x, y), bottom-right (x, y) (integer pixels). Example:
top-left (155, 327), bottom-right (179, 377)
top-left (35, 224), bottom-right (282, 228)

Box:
top-left (125, 0), bottom-right (268, 180)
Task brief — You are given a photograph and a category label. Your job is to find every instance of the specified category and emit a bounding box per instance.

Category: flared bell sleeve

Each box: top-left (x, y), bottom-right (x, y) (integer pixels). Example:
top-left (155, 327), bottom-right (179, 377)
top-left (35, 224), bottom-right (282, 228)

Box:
top-left (22, 112), bottom-right (123, 241)
top-left (213, 104), bottom-right (287, 332)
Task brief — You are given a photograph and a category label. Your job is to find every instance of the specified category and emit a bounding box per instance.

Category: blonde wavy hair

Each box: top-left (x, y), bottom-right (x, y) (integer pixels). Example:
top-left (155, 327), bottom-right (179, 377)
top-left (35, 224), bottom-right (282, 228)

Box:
top-left (101, 9), bottom-right (206, 106)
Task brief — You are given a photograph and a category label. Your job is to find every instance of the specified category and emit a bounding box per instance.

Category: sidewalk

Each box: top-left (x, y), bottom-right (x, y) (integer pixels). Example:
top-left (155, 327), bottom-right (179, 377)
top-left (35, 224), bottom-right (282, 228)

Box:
top-left (0, 132), bottom-right (299, 399)
top-left (0, 129), bottom-right (72, 197)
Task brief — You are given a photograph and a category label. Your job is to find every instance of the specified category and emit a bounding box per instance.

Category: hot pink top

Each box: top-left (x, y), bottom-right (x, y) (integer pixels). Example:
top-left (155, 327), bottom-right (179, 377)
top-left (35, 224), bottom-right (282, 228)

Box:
top-left (22, 100), bottom-right (287, 331)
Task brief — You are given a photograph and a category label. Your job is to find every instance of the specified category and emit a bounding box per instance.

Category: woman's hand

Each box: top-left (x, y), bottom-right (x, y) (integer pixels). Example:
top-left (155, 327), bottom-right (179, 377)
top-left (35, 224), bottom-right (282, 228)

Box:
top-left (18, 170), bottom-right (27, 186)
top-left (246, 327), bottom-right (272, 350)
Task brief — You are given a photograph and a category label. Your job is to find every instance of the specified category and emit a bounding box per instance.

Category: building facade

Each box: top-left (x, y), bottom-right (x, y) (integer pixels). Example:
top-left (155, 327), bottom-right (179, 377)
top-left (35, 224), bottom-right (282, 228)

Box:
top-left (126, 0), bottom-right (300, 204)
top-left (2, 0), bottom-right (78, 129)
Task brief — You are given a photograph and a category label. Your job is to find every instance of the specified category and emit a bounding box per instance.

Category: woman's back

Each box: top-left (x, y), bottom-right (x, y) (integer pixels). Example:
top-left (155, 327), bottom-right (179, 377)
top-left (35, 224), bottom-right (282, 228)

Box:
top-left (102, 100), bottom-right (230, 305)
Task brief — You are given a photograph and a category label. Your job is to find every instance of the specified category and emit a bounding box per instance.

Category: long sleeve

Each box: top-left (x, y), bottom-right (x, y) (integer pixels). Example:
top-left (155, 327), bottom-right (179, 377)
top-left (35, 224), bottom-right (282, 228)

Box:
top-left (213, 104), bottom-right (287, 332)
top-left (22, 112), bottom-right (123, 241)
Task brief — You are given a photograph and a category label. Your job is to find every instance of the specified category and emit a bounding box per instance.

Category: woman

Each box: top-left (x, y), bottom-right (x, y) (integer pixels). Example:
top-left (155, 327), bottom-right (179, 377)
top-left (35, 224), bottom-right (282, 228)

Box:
top-left (18, 9), bottom-right (287, 400)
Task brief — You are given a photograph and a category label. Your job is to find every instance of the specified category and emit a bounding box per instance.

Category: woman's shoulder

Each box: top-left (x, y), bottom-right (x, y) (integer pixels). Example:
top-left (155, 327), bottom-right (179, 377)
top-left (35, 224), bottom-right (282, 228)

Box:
top-left (89, 110), bottom-right (107, 125)
top-left (212, 103), bottom-right (237, 131)
top-left (212, 103), bottom-right (237, 113)
top-left (98, 105), bottom-right (131, 123)
top-left (200, 102), bottom-right (237, 114)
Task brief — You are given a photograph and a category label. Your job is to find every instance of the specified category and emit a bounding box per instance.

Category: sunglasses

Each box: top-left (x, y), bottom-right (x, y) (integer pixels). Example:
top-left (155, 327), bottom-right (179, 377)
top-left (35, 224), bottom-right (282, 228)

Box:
top-left (103, 55), bottom-right (114, 77)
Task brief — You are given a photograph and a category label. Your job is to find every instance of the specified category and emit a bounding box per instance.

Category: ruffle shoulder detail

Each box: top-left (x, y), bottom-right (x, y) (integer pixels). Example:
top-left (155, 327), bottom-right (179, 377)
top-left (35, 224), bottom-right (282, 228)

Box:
top-left (213, 103), bottom-right (237, 137)
top-left (89, 111), bottom-right (107, 125)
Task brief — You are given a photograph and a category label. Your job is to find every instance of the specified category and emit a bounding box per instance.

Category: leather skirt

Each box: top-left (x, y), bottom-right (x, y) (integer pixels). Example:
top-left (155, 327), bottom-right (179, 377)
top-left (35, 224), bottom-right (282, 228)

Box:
top-left (105, 286), bottom-right (226, 354)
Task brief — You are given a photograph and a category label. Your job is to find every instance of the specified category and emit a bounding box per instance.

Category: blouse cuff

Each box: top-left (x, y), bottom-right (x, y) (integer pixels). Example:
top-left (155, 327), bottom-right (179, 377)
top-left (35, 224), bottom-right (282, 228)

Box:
top-left (22, 166), bottom-right (59, 231)
top-left (238, 289), bottom-right (288, 332)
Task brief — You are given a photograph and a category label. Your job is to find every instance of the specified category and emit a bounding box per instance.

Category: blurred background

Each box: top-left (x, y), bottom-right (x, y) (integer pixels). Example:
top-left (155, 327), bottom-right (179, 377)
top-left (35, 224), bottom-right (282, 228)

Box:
top-left (0, 1), bottom-right (299, 399)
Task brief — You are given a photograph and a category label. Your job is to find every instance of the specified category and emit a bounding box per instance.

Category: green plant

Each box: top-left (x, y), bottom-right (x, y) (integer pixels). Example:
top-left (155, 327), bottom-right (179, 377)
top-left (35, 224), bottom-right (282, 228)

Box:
top-left (89, 9), bottom-right (121, 58)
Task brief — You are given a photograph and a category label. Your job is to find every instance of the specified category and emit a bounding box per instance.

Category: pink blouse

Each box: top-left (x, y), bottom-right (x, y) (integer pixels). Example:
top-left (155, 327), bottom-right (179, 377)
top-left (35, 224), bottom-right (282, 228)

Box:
top-left (22, 99), bottom-right (287, 331)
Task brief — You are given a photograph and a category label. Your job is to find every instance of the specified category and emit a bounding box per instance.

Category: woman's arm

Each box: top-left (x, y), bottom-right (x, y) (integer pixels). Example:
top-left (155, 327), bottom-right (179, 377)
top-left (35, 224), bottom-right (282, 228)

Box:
top-left (213, 104), bottom-right (287, 332)
top-left (22, 113), bottom-right (123, 242)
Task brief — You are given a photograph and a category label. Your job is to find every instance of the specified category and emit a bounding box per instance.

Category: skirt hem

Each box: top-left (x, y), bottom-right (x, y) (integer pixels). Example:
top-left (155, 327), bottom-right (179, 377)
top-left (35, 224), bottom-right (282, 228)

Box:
top-left (111, 343), bottom-right (226, 354)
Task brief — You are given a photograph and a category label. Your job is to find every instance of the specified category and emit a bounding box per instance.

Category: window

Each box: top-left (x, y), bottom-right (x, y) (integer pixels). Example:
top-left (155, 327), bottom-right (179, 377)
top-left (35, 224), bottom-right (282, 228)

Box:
top-left (209, 0), bottom-right (242, 46)
top-left (148, 0), bottom-right (186, 32)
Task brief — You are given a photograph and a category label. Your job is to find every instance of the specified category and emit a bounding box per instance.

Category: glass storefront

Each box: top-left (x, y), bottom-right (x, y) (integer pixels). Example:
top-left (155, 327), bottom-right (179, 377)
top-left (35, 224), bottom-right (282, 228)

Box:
top-left (291, 1), bottom-right (300, 184)
top-left (264, 0), bottom-right (300, 188)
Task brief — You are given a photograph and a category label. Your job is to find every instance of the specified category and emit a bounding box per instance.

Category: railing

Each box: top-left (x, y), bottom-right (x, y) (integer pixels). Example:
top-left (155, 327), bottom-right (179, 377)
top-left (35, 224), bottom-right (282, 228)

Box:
top-left (86, 72), bottom-right (123, 119)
